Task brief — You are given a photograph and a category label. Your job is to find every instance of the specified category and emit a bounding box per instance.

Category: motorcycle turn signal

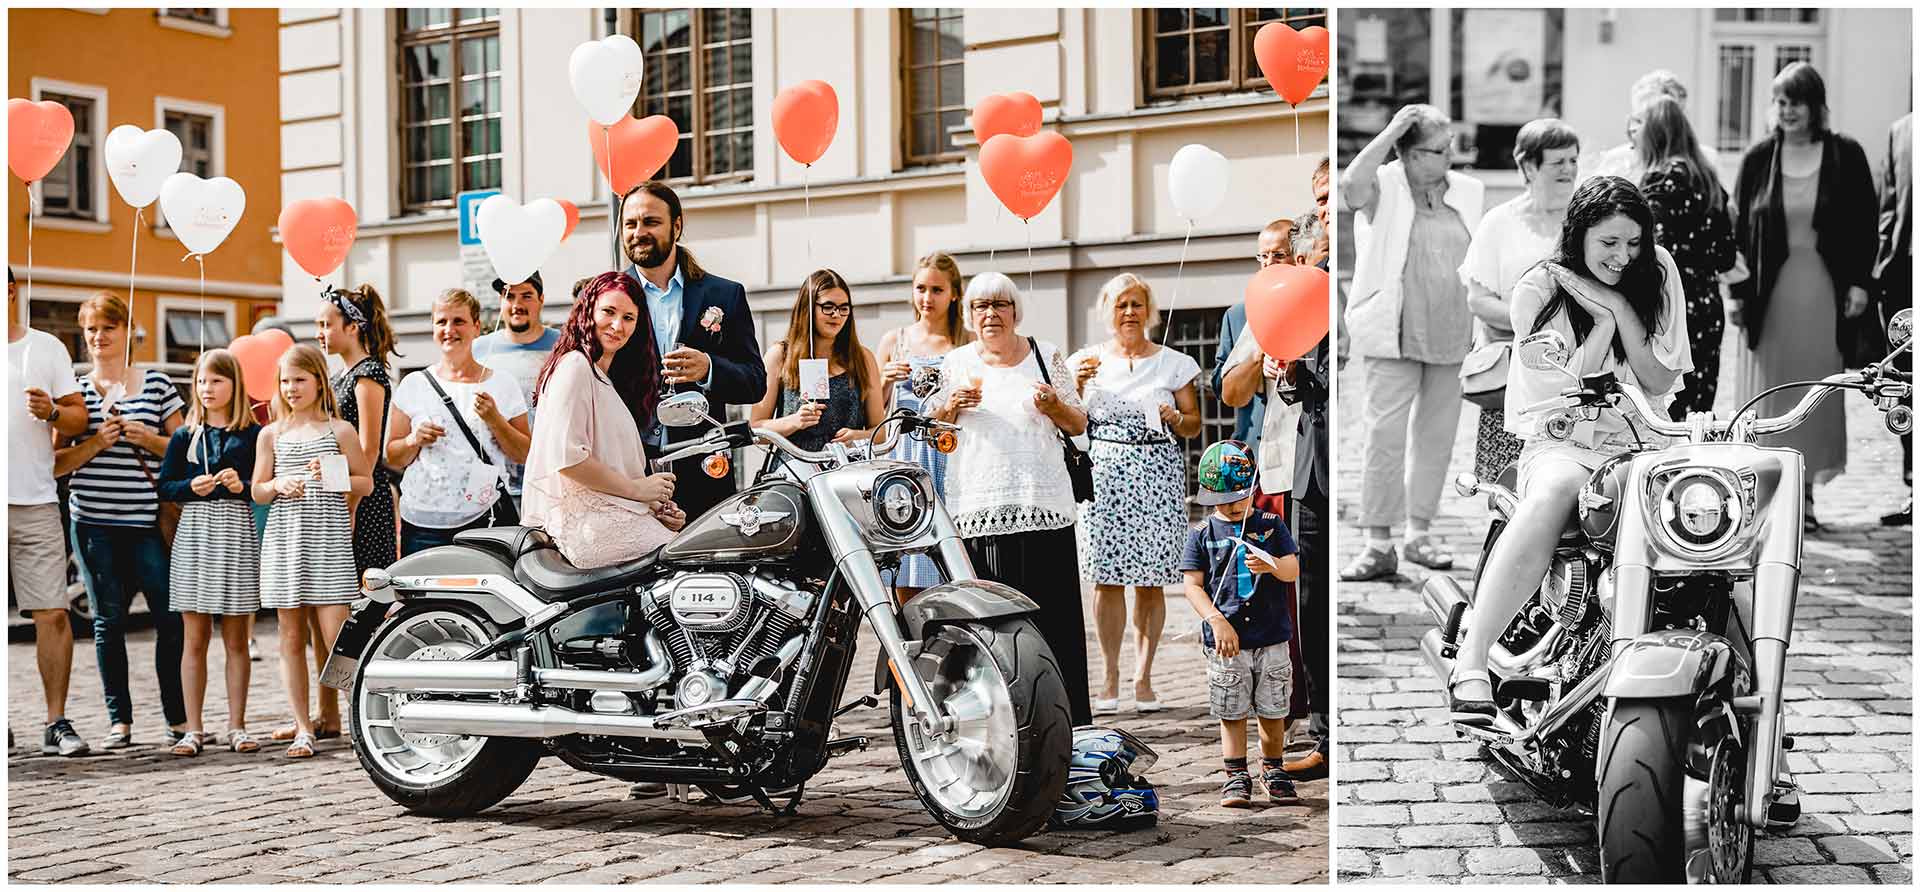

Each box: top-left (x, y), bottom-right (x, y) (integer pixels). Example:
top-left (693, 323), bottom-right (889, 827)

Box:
top-left (702, 452), bottom-right (731, 479)
top-left (933, 429), bottom-right (959, 454)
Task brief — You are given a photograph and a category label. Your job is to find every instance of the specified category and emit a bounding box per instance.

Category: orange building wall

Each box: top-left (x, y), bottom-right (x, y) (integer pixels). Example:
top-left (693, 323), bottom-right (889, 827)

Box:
top-left (8, 8), bottom-right (283, 362)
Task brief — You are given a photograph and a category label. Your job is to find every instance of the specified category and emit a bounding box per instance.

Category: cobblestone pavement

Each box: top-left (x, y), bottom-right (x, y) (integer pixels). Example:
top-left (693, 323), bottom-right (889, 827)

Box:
top-left (1335, 355), bottom-right (1915, 884)
top-left (7, 587), bottom-right (1327, 884)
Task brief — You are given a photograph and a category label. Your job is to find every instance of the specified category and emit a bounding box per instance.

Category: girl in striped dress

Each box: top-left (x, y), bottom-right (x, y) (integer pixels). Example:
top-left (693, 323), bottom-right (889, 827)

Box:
top-left (252, 345), bottom-right (371, 758)
top-left (159, 349), bottom-right (263, 756)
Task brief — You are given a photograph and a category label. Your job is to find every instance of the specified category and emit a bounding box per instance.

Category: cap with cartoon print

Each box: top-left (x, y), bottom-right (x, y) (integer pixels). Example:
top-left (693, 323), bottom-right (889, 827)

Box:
top-left (1195, 439), bottom-right (1258, 506)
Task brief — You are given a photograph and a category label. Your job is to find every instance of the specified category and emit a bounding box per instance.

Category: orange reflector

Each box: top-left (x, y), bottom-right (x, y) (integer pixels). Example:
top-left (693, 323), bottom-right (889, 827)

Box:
top-left (886, 659), bottom-right (914, 708)
top-left (429, 577), bottom-right (481, 587)
top-left (933, 430), bottom-right (959, 454)
top-left (703, 453), bottom-right (731, 479)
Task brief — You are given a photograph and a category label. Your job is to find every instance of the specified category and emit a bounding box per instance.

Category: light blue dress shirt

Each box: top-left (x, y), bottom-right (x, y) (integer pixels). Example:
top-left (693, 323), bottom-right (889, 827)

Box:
top-left (637, 265), bottom-right (686, 362)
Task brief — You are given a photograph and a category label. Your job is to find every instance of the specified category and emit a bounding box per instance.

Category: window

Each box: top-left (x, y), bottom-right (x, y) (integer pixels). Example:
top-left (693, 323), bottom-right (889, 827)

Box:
top-left (397, 8), bottom-right (502, 212)
top-left (38, 93), bottom-right (96, 220)
top-left (160, 9), bottom-right (219, 25)
top-left (1145, 8), bottom-right (1326, 102)
top-left (163, 311), bottom-right (232, 366)
top-left (1715, 8), bottom-right (1822, 25)
top-left (903, 8), bottom-right (965, 165)
top-left (163, 111), bottom-right (214, 178)
top-left (1710, 9), bottom-right (1822, 156)
top-left (28, 299), bottom-right (86, 362)
top-left (633, 8), bottom-right (754, 183)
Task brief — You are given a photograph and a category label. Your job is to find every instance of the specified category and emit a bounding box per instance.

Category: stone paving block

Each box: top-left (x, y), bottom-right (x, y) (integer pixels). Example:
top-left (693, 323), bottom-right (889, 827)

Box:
top-left (1817, 834), bottom-right (1900, 864)
top-left (1768, 864), bottom-right (1876, 884)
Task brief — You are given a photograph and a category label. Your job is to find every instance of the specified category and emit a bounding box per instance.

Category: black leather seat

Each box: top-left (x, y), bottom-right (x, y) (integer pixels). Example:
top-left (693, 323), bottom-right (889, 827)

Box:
top-left (453, 526), bottom-right (556, 563)
top-left (514, 546), bottom-right (661, 602)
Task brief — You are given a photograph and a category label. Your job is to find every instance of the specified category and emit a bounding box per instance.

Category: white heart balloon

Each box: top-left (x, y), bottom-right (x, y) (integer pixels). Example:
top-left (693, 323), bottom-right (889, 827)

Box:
top-left (1168, 143), bottom-right (1230, 220)
top-left (569, 35), bottom-right (645, 126)
top-left (159, 172), bottom-right (246, 256)
top-left (476, 195), bottom-right (565, 287)
top-left (104, 125), bottom-right (183, 209)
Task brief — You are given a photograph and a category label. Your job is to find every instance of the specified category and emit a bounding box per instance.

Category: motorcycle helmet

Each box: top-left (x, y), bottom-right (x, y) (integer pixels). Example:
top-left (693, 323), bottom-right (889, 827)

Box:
top-left (1051, 727), bottom-right (1161, 830)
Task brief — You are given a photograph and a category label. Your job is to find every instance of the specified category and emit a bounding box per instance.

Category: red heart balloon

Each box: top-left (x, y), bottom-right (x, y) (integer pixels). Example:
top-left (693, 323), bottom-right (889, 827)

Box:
top-left (556, 199), bottom-right (580, 241)
top-left (229, 332), bottom-right (294, 402)
top-left (771, 80), bottom-right (839, 165)
top-left (589, 115), bottom-right (680, 196)
top-left (972, 92), bottom-right (1043, 146)
top-left (1254, 22), bottom-right (1331, 106)
top-left (979, 132), bottom-right (1074, 221)
top-left (277, 198), bottom-right (357, 279)
top-left (8, 98), bottom-right (75, 183)
top-left (1244, 264), bottom-right (1330, 363)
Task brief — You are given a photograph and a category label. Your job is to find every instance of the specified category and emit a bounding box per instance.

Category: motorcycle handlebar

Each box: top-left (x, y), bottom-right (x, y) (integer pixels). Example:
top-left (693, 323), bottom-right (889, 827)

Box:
top-left (656, 412), bottom-right (957, 469)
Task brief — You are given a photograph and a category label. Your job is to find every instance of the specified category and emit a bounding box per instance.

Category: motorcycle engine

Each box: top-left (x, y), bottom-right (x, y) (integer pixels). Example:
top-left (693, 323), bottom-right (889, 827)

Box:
top-left (640, 573), bottom-right (817, 708)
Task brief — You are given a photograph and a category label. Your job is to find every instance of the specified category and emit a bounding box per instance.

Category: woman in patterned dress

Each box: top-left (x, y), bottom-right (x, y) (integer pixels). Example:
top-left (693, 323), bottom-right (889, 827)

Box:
top-left (750, 269), bottom-right (886, 455)
top-left (1068, 273), bottom-right (1201, 715)
top-left (158, 349), bottom-right (263, 756)
top-left (875, 252), bottom-right (971, 601)
top-left (252, 345), bottom-right (372, 758)
top-left (1636, 96), bottom-right (1738, 420)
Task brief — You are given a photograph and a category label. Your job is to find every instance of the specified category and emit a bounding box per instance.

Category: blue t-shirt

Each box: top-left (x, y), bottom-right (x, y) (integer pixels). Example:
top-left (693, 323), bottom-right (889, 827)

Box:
top-left (1179, 510), bottom-right (1297, 651)
top-left (473, 327), bottom-right (560, 495)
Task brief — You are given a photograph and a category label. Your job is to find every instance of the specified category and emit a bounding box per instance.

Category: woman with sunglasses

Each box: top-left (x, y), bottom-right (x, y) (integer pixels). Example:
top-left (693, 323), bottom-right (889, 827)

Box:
top-left (749, 269), bottom-right (886, 451)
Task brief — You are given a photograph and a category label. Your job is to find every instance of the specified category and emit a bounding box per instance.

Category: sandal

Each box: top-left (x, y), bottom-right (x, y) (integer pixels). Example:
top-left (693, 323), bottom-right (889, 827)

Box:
top-left (1449, 668), bottom-right (1496, 727)
top-left (285, 732), bottom-right (316, 759)
top-left (228, 729), bottom-right (260, 754)
top-left (314, 726), bottom-right (342, 741)
top-left (170, 731), bottom-right (205, 757)
top-left (269, 724), bottom-right (297, 742)
top-left (1339, 545), bottom-right (1399, 582)
top-left (1402, 536), bottom-right (1455, 570)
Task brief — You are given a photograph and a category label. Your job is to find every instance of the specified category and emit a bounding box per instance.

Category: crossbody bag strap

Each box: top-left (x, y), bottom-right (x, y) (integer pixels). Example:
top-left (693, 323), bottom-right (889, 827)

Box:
top-left (422, 370), bottom-right (495, 467)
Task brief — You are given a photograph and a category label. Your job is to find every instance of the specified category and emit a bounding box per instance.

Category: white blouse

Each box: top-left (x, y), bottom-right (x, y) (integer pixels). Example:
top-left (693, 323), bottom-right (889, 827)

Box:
top-left (1067, 343), bottom-right (1201, 437)
top-left (932, 340), bottom-right (1086, 538)
top-left (1459, 195), bottom-right (1562, 338)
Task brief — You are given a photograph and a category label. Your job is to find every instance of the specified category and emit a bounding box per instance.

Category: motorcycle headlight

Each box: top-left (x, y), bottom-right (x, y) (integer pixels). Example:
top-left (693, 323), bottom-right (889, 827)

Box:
top-left (870, 472), bottom-right (931, 540)
top-left (1657, 471), bottom-right (1740, 551)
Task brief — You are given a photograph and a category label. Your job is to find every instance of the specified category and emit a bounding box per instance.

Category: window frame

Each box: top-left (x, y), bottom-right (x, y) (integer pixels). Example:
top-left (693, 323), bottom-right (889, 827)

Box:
top-left (151, 97), bottom-right (226, 234)
top-left (156, 296), bottom-right (236, 367)
top-left (900, 7), bottom-right (968, 168)
top-left (394, 8), bottom-right (504, 215)
top-left (156, 8), bottom-right (231, 38)
top-left (29, 78), bottom-right (109, 226)
top-left (1142, 8), bottom-right (1327, 104)
top-left (625, 7), bottom-right (757, 186)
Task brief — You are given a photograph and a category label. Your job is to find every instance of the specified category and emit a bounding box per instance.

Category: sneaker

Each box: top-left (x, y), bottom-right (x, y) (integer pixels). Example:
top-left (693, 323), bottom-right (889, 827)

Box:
top-left (99, 727), bottom-right (132, 750)
top-left (42, 719), bottom-right (89, 757)
top-left (1264, 767), bottom-right (1301, 804)
top-left (1220, 771), bottom-right (1253, 808)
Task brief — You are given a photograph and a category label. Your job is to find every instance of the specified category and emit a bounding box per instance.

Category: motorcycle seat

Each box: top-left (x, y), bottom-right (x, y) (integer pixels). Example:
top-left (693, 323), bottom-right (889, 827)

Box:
top-left (454, 526), bottom-right (556, 563)
top-left (514, 545), bottom-right (661, 602)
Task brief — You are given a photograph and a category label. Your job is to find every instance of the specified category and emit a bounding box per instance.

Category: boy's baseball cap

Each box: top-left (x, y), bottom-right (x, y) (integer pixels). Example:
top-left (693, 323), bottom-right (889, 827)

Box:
top-left (1195, 439), bottom-right (1258, 506)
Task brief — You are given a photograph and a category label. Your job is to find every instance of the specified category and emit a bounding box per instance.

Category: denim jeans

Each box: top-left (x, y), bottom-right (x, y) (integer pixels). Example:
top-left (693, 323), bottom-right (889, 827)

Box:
top-left (401, 516), bottom-right (491, 557)
top-left (73, 521), bottom-right (184, 727)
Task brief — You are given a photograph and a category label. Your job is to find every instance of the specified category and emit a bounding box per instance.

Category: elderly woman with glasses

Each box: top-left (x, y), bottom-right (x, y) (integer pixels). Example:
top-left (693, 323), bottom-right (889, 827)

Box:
top-left (929, 271), bottom-right (1093, 725)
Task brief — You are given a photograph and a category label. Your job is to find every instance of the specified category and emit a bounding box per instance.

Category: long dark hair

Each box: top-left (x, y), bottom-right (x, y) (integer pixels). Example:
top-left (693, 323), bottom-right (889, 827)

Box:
top-left (781, 269), bottom-right (876, 400)
top-left (1635, 96), bottom-right (1723, 203)
top-left (534, 271), bottom-right (661, 425)
top-left (1530, 176), bottom-right (1667, 363)
top-left (331, 284), bottom-right (402, 367)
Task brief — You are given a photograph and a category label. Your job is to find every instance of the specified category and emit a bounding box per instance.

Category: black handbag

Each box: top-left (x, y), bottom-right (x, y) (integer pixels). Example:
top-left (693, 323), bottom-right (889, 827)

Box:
top-left (1028, 337), bottom-right (1096, 504)
top-left (423, 371), bottom-right (521, 527)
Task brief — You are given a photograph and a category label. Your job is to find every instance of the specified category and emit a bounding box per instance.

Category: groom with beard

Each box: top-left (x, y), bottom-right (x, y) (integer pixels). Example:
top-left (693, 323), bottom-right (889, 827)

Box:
top-left (612, 180), bottom-right (767, 525)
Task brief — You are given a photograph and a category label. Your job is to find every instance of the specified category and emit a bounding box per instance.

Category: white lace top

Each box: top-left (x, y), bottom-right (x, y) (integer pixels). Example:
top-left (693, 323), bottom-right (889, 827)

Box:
top-left (932, 339), bottom-right (1086, 538)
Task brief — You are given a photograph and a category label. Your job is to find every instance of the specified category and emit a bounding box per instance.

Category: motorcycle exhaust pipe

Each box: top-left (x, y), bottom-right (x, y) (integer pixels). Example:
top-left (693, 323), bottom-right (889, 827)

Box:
top-left (1419, 628), bottom-right (1453, 686)
top-left (365, 631), bottom-right (674, 694)
top-left (392, 700), bottom-right (709, 743)
top-left (1421, 575), bottom-right (1470, 640)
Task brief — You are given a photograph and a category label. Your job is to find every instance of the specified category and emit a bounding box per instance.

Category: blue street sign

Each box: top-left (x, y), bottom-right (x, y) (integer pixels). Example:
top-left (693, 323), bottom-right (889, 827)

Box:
top-left (457, 189), bottom-right (500, 246)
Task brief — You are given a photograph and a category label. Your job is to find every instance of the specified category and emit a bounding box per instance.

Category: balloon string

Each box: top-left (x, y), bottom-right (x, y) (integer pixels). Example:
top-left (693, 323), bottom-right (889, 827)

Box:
top-left (1293, 108), bottom-right (1301, 158)
top-left (1165, 218), bottom-right (1194, 321)
top-left (25, 184), bottom-right (36, 311)
top-left (989, 204), bottom-right (1001, 266)
top-left (194, 254), bottom-right (206, 355)
top-left (1026, 220), bottom-right (1034, 296)
top-left (126, 207), bottom-right (142, 367)
top-left (803, 164), bottom-right (813, 268)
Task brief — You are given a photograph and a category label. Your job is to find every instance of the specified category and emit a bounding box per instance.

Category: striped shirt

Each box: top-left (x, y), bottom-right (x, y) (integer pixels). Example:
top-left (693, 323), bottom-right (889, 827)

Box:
top-left (68, 369), bottom-right (186, 528)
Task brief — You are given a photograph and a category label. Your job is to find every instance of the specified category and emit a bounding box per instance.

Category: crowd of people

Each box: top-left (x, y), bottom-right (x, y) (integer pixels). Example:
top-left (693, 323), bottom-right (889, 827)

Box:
top-left (8, 169), bottom-right (1336, 810)
top-left (1334, 64), bottom-right (1911, 723)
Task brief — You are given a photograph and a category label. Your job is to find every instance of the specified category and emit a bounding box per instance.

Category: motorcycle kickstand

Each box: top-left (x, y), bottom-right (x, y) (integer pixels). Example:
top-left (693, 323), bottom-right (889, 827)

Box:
top-left (745, 783), bottom-right (805, 816)
top-left (833, 695), bottom-right (879, 719)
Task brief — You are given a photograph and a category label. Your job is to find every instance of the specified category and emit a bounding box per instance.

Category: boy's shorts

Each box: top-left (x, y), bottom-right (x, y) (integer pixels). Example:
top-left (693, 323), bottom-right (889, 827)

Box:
top-left (1204, 642), bottom-right (1292, 721)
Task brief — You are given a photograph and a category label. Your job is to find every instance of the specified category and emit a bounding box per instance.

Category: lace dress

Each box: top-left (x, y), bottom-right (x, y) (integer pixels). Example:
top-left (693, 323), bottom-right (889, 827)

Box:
top-left (931, 340), bottom-right (1086, 538)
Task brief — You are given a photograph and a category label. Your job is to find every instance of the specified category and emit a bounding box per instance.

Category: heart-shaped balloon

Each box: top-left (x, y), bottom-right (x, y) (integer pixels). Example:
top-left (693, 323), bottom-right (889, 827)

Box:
top-left (229, 331), bottom-right (295, 402)
top-left (1245, 263), bottom-right (1330, 363)
top-left (569, 34), bottom-right (645, 126)
top-left (159, 172), bottom-right (246, 256)
top-left (972, 92), bottom-right (1043, 146)
top-left (589, 115), bottom-right (680, 196)
top-left (476, 195), bottom-right (566, 287)
top-left (1168, 144), bottom-right (1230, 220)
top-left (979, 131), bottom-right (1074, 221)
top-left (771, 80), bottom-right (839, 166)
top-left (278, 198), bottom-right (358, 278)
top-left (8, 99), bottom-right (75, 183)
top-left (1254, 22), bottom-right (1331, 106)
top-left (104, 125), bottom-right (183, 209)
top-left (556, 199), bottom-right (580, 241)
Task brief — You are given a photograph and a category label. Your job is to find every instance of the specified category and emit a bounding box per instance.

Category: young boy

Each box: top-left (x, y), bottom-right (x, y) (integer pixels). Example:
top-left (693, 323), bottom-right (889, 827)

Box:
top-left (1181, 440), bottom-right (1302, 807)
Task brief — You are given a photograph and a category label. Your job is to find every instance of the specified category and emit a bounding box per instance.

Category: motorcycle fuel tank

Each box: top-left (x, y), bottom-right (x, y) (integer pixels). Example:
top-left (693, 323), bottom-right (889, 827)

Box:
top-left (659, 481), bottom-right (810, 565)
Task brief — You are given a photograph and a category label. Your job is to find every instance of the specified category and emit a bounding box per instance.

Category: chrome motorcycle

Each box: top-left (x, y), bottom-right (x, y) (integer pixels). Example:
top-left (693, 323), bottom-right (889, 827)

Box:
top-left (1420, 310), bottom-right (1913, 883)
top-left (321, 393), bottom-right (1073, 845)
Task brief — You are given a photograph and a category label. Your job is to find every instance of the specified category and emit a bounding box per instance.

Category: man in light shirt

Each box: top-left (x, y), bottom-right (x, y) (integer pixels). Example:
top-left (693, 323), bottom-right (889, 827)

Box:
top-left (472, 271), bottom-right (559, 514)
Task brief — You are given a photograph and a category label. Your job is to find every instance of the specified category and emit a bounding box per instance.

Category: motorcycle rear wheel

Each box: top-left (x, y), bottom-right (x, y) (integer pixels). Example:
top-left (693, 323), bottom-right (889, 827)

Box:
top-left (349, 604), bottom-right (542, 817)
top-left (1596, 697), bottom-right (1753, 883)
top-left (890, 617), bottom-right (1071, 846)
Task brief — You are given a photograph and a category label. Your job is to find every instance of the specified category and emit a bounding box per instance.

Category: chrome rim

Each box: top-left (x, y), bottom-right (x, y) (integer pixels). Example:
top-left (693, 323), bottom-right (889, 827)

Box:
top-left (900, 626), bottom-right (1019, 821)
top-left (1684, 737), bottom-right (1751, 883)
top-left (355, 610), bottom-right (493, 787)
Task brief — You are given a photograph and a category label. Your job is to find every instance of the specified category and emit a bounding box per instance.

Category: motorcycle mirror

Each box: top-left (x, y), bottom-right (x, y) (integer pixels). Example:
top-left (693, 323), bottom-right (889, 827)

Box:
top-left (1888, 308), bottom-right (1913, 352)
top-left (1517, 331), bottom-right (1573, 374)
top-left (1889, 405), bottom-right (1914, 437)
top-left (657, 391), bottom-right (714, 428)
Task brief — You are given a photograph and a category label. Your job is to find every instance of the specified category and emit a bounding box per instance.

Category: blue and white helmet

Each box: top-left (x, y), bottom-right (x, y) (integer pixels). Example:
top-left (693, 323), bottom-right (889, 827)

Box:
top-left (1050, 726), bottom-right (1160, 830)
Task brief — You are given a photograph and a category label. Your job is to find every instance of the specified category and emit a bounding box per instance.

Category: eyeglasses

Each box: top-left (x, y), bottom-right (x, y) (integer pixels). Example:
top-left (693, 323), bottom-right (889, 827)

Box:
top-left (1256, 252), bottom-right (1285, 267)
top-left (815, 301), bottom-right (852, 317)
top-left (969, 299), bottom-right (1015, 315)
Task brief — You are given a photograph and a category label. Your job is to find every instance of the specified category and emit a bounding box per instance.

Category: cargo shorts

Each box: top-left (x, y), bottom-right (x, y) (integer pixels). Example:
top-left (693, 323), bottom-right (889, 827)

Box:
top-left (1204, 641), bottom-right (1292, 721)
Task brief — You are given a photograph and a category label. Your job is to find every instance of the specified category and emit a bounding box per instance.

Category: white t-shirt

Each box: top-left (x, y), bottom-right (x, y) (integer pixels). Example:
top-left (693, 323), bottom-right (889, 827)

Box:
top-left (1068, 343), bottom-right (1201, 437)
top-left (8, 329), bottom-right (81, 506)
top-left (391, 366), bottom-right (529, 529)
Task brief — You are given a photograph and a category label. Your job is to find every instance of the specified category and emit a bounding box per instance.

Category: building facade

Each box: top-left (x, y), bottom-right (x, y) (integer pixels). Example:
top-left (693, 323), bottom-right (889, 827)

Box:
top-left (7, 7), bottom-right (284, 371)
top-left (277, 6), bottom-right (1329, 472)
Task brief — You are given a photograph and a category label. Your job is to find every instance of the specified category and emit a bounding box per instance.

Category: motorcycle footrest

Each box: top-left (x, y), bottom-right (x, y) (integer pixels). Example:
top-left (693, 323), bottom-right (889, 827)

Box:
top-left (832, 696), bottom-right (879, 719)
top-left (825, 735), bottom-right (869, 757)
top-left (1453, 722), bottom-right (1515, 746)
top-left (1496, 676), bottom-right (1552, 702)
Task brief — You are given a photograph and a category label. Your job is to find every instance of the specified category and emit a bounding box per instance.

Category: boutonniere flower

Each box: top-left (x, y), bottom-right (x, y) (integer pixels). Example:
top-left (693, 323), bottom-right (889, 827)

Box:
top-left (699, 306), bottom-right (724, 334)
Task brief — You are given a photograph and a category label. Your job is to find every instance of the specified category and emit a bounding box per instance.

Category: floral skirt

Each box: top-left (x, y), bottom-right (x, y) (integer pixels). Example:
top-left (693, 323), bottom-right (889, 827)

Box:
top-left (1078, 426), bottom-right (1186, 588)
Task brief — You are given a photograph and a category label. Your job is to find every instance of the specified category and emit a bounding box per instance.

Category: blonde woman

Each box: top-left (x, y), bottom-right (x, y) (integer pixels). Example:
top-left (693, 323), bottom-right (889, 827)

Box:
top-left (874, 252), bottom-right (971, 599)
top-left (1068, 273), bottom-right (1202, 714)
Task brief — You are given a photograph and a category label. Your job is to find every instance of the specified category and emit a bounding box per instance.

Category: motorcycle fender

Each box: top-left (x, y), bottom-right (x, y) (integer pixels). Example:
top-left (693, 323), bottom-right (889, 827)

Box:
top-left (874, 579), bottom-right (1041, 695)
top-left (319, 600), bottom-right (385, 691)
top-left (1601, 630), bottom-right (1742, 700)
top-left (384, 546), bottom-right (529, 627)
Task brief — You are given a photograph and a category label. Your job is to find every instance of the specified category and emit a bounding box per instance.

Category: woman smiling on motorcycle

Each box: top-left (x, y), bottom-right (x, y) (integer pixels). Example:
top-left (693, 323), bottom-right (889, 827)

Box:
top-left (1450, 177), bottom-right (1693, 726)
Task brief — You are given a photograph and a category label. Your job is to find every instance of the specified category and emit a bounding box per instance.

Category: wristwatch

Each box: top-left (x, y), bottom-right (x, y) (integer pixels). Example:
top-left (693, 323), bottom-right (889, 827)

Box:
top-left (46, 405), bottom-right (59, 425)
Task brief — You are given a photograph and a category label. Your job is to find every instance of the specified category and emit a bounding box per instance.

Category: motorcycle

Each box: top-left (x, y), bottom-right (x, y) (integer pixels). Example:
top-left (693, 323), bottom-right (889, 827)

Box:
top-left (1419, 310), bottom-right (1913, 883)
top-left (320, 393), bottom-right (1073, 845)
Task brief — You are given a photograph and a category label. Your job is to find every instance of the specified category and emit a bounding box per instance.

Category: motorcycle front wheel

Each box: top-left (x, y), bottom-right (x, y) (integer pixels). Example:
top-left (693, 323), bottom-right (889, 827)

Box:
top-left (889, 617), bottom-right (1071, 846)
top-left (1596, 697), bottom-right (1753, 884)
top-left (348, 604), bottom-right (542, 817)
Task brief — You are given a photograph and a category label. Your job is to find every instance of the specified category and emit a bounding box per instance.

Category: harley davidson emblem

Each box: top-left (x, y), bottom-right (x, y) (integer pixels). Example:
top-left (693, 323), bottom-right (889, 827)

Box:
top-left (720, 504), bottom-right (790, 537)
